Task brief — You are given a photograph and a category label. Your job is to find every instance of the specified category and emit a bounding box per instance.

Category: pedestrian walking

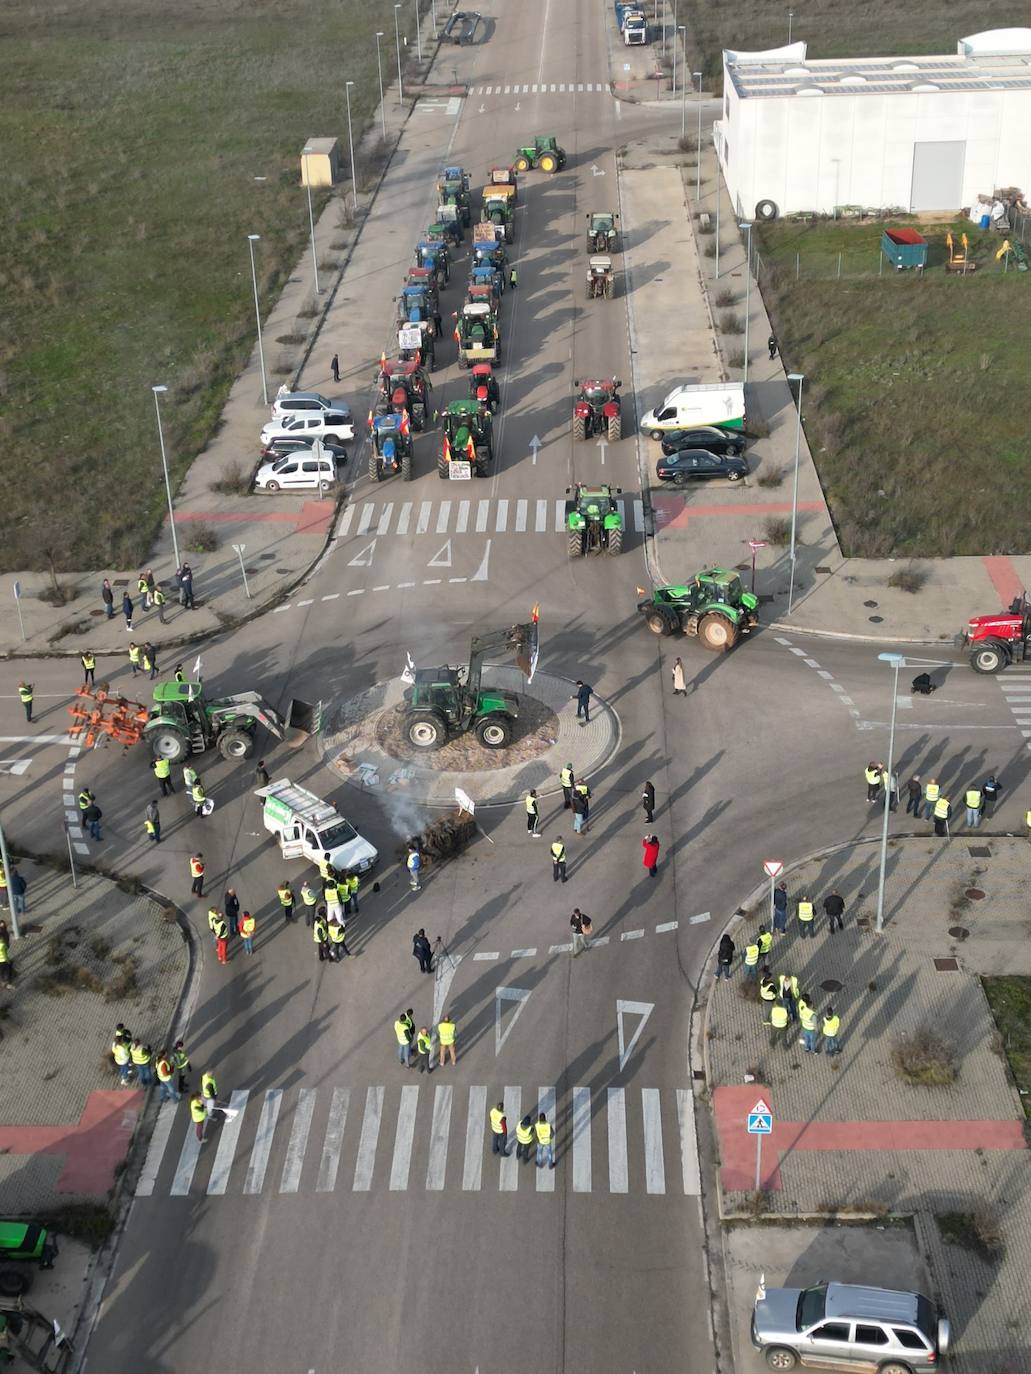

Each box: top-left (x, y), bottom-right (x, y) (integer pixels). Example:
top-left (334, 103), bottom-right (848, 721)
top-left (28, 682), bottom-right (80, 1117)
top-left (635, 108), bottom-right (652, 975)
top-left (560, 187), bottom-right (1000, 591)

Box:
top-left (821, 1006), bottom-right (842, 1056)
top-left (122, 593), bottom-right (134, 630)
top-left (78, 786), bottom-right (95, 819)
top-left (313, 909), bottom-right (329, 961)
top-left (509, 266), bottom-right (518, 289)
top-left (933, 794), bottom-right (951, 837)
top-left (153, 584), bottom-right (167, 624)
top-left (83, 800), bottom-right (103, 842)
top-left (438, 1011), bottom-right (457, 1066)
top-left (156, 1051), bottom-right (179, 1103)
top-left (882, 766), bottom-right (900, 812)
top-left (112, 1036), bottom-right (132, 1084)
top-left (525, 789), bottom-right (541, 835)
top-left (671, 657), bottom-right (687, 696)
top-left (905, 775), bottom-right (922, 816)
top-left (255, 759), bottom-right (270, 788)
top-left (101, 578), bottom-right (115, 619)
top-left (144, 799), bottom-right (161, 844)
top-left (778, 971), bottom-right (798, 1022)
top-left (535, 1113), bottom-right (555, 1168)
top-left (191, 779), bottom-right (207, 816)
top-left (143, 643), bottom-right (158, 681)
top-left (17, 682), bottom-right (33, 723)
top-left (415, 1027), bottom-right (433, 1073)
top-left (982, 774), bottom-right (1001, 818)
top-left (152, 756), bottom-right (174, 795)
top-left (551, 837), bottom-right (567, 883)
top-left (413, 928), bottom-right (433, 973)
top-left (212, 911), bottom-right (229, 964)
top-left (201, 1070), bottom-right (218, 1118)
top-left (768, 332), bottom-right (777, 360)
top-left (642, 780), bottom-right (655, 824)
top-left (823, 890), bottom-right (845, 933)
top-left (965, 783), bottom-right (983, 828)
top-left (715, 931), bottom-right (735, 980)
top-left (572, 786), bottom-right (588, 835)
top-left (277, 880), bottom-right (295, 923)
top-left (331, 352), bottom-right (340, 383)
top-left (490, 1102), bottom-right (510, 1155)
top-left (8, 870), bottom-right (26, 917)
top-left (128, 641), bottom-right (142, 676)
top-left (797, 894), bottom-right (815, 938)
top-left (394, 1010), bottom-right (415, 1067)
top-left (407, 843), bottom-right (423, 891)
top-left (573, 680), bottom-right (593, 723)
top-left (81, 650), bottom-right (96, 688)
top-left (190, 1093), bottom-right (208, 1143)
top-left (864, 761), bottom-right (882, 803)
top-left (225, 887), bottom-right (240, 937)
top-left (515, 1114), bottom-right (534, 1162)
top-left (570, 908), bottom-right (588, 956)
top-left (922, 777), bottom-right (940, 819)
top-left (173, 1040), bottom-right (192, 1096)
top-left (560, 763), bottom-right (575, 810)
top-left (772, 881), bottom-right (788, 934)
top-left (190, 853), bottom-right (205, 897)
top-left (798, 993), bottom-right (818, 1052)
top-left (178, 563), bottom-right (195, 610)
top-left (239, 910), bottom-right (256, 954)
top-left (137, 572), bottom-right (151, 611)
top-left (742, 934), bottom-right (760, 978)
top-left (642, 834), bottom-right (660, 877)
top-left (769, 997), bottom-right (790, 1048)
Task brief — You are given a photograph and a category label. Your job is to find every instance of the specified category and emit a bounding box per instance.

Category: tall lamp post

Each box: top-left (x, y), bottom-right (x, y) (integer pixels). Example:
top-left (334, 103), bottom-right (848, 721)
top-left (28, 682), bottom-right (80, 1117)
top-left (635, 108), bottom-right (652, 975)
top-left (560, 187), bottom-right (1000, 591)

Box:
top-left (393, 4), bottom-right (404, 103)
top-left (738, 220), bottom-right (753, 385)
top-left (693, 70), bottom-right (702, 199)
top-left (375, 33), bottom-right (387, 137)
top-left (345, 80), bottom-right (358, 211)
top-left (786, 372), bottom-right (805, 613)
top-left (303, 167), bottom-right (320, 295)
top-left (788, 9), bottom-right (794, 43)
top-left (875, 652), bottom-right (906, 933)
top-left (246, 234), bottom-right (268, 407)
top-left (671, 4), bottom-right (679, 93)
top-left (413, 0), bottom-right (423, 62)
top-left (151, 384), bottom-right (181, 571)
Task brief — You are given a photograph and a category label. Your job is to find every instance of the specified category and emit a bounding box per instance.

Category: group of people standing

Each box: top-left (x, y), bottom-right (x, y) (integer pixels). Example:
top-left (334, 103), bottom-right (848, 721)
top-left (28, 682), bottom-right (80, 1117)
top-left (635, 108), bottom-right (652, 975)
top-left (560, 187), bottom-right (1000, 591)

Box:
top-left (866, 763), bottom-right (1003, 835)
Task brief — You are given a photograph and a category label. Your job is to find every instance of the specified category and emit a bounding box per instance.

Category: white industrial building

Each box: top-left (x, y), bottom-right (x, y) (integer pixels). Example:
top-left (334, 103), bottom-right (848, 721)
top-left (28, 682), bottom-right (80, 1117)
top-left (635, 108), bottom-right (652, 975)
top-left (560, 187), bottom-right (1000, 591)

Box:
top-left (714, 29), bottom-right (1031, 218)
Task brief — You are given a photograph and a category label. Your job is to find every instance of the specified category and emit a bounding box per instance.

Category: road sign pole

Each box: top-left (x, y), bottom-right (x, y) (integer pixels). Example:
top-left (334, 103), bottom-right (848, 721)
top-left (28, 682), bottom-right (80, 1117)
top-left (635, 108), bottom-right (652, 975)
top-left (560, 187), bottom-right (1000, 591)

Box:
top-left (755, 1131), bottom-right (762, 1191)
top-left (12, 582), bottom-right (26, 644)
top-left (65, 821), bottom-right (79, 890)
top-left (769, 872), bottom-right (775, 925)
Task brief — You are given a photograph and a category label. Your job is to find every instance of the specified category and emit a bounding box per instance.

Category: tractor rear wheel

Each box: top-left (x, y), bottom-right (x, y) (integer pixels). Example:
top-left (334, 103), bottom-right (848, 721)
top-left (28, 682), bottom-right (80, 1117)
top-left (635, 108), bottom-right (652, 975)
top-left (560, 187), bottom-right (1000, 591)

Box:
top-left (572, 414), bottom-right (586, 442)
top-left (401, 452), bottom-right (413, 480)
top-left (149, 728), bottom-right (189, 763)
top-left (514, 156), bottom-right (530, 173)
top-left (412, 404), bottom-right (426, 430)
top-left (970, 641), bottom-right (1009, 674)
top-left (475, 449), bottom-right (489, 477)
top-left (568, 529), bottom-right (586, 558)
top-left (218, 728), bottom-right (254, 761)
top-left (645, 609), bottom-right (674, 636)
top-left (405, 711), bottom-right (448, 751)
top-left (539, 153), bottom-right (558, 173)
top-left (607, 413), bottom-right (622, 442)
top-left (698, 613), bottom-right (739, 652)
top-left (607, 527), bottom-right (623, 556)
top-left (0, 1270), bottom-right (30, 1299)
top-left (476, 715), bottom-right (512, 749)
top-left (604, 278), bottom-right (613, 298)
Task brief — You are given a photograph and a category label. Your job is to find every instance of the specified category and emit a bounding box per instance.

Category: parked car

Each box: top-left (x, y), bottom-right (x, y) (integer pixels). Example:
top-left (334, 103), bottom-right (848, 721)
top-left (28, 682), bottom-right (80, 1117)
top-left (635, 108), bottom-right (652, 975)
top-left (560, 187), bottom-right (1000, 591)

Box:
top-left (271, 389), bottom-right (350, 420)
top-left (751, 1277), bottom-right (949, 1373)
top-left (259, 410), bottom-right (355, 447)
top-left (660, 426), bottom-right (747, 458)
top-left (260, 436), bottom-right (348, 462)
top-left (254, 454), bottom-right (339, 492)
top-left (655, 448), bottom-right (747, 484)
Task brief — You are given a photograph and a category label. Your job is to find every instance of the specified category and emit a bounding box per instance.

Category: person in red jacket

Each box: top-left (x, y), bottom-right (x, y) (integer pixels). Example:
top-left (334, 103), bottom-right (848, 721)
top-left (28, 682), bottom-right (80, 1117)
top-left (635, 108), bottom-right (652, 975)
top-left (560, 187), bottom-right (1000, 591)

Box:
top-left (642, 834), bottom-right (660, 878)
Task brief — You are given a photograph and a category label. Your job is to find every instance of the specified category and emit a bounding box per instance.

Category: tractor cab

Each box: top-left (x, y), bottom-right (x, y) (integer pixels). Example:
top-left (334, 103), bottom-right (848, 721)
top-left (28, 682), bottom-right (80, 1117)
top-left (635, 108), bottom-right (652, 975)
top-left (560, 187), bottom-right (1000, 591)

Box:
top-left (964, 593), bottom-right (1031, 673)
top-left (455, 302), bottom-right (500, 367)
top-left (405, 266), bottom-right (439, 308)
top-left (428, 216), bottom-right (462, 247)
top-left (397, 285), bottom-right (431, 325)
top-left (473, 241), bottom-right (507, 272)
top-left (487, 165), bottom-right (518, 201)
top-left (470, 362), bottom-right (500, 413)
top-left (440, 398), bottom-right (493, 478)
top-left (397, 320), bottom-right (434, 371)
top-left (471, 262), bottom-right (504, 300)
top-left (415, 240), bottom-right (450, 284)
top-left (638, 569), bottom-right (759, 650)
top-left (586, 211), bottom-right (619, 252)
top-left (375, 359), bottom-right (431, 430)
top-left (465, 283), bottom-right (494, 310)
top-left (573, 378), bottom-right (623, 442)
top-left (513, 134), bottom-right (566, 174)
top-left (586, 254), bottom-right (615, 298)
top-left (481, 189), bottom-right (515, 242)
top-left (369, 412), bottom-right (413, 483)
top-left (565, 483), bottom-right (624, 557)
top-left (439, 165), bottom-right (470, 194)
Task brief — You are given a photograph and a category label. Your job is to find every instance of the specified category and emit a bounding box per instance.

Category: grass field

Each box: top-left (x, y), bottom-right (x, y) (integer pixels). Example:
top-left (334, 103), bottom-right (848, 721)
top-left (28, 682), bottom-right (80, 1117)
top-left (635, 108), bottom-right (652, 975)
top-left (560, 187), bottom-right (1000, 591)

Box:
top-left (982, 977), bottom-right (1031, 1123)
top-left (0, 0), bottom-right (413, 572)
top-left (755, 217), bottom-right (1031, 557)
top-left (682, 0), bottom-right (1031, 83)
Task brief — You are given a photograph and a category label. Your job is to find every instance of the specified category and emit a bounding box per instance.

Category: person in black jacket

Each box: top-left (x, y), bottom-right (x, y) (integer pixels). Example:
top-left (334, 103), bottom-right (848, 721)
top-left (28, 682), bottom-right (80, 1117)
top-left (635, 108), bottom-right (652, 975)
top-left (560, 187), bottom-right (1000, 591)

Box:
top-left (982, 774), bottom-right (1001, 818)
top-left (823, 890), bottom-right (845, 933)
top-left (642, 780), bottom-right (655, 824)
top-left (715, 932), bottom-right (735, 980)
top-left (412, 928), bottom-right (433, 974)
top-left (905, 775), bottom-right (922, 816)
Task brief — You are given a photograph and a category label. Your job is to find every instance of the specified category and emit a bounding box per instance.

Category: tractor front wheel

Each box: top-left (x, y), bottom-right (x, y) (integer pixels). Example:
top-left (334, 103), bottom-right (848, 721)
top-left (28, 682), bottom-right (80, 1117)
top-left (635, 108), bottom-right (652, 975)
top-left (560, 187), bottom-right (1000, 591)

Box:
top-left (401, 452), bottom-right (413, 481)
top-left (645, 609), bottom-right (674, 636)
top-left (698, 613), bottom-right (740, 652)
top-left (514, 156), bottom-right (530, 173)
top-left (476, 715), bottom-right (512, 749)
top-left (405, 711), bottom-right (448, 750)
top-left (572, 414), bottom-right (586, 442)
top-left (970, 641), bottom-right (1009, 674)
top-left (607, 527), bottom-right (623, 556)
top-left (218, 728), bottom-right (255, 761)
top-left (539, 153), bottom-right (558, 173)
top-left (149, 728), bottom-right (189, 763)
top-left (607, 413), bottom-right (622, 442)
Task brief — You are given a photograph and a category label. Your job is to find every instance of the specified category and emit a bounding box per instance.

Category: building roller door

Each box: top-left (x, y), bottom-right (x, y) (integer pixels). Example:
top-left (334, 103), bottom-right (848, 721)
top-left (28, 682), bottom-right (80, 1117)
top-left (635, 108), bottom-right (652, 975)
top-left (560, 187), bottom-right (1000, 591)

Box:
top-left (910, 141), bottom-right (965, 212)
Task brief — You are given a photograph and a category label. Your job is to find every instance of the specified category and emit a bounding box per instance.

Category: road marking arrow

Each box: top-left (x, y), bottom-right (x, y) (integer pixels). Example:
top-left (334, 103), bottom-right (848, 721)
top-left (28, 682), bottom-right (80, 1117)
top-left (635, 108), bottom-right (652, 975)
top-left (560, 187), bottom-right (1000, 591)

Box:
top-left (478, 104), bottom-right (486, 113)
top-left (591, 163), bottom-right (606, 177)
top-left (427, 539), bottom-right (453, 568)
top-left (616, 998), bottom-right (654, 1070)
top-left (529, 434), bottom-right (542, 465)
top-left (596, 437), bottom-right (608, 465)
top-left (347, 539), bottom-right (377, 567)
top-left (496, 986), bottom-right (532, 1056)
top-left (0, 759), bottom-right (31, 776)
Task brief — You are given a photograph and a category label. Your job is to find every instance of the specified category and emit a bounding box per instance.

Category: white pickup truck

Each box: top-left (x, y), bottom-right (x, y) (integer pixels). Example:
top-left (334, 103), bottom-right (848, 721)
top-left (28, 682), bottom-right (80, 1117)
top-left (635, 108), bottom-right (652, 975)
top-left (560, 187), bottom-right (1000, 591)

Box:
top-left (257, 779), bottom-right (378, 873)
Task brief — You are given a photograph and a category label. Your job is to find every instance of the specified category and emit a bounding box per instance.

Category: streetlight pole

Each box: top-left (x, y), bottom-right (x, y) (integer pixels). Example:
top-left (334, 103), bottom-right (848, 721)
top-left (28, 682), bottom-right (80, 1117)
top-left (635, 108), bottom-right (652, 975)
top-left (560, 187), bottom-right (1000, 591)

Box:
top-left (786, 372), bottom-right (805, 613)
top-left (246, 234), bottom-right (268, 407)
top-left (875, 652), bottom-right (906, 933)
top-left (739, 220), bottom-right (753, 385)
top-left (151, 384), bottom-right (181, 571)
top-left (413, 0), bottom-right (423, 62)
top-left (374, 33), bottom-right (387, 137)
top-left (345, 80), bottom-right (358, 212)
top-left (693, 70), bottom-right (702, 199)
top-left (788, 9), bottom-right (794, 43)
top-left (393, 4), bottom-right (404, 104)
top-left (672, 0), bottom-right (679, 93)
top-left (304, 174), bottom-right (320, 295)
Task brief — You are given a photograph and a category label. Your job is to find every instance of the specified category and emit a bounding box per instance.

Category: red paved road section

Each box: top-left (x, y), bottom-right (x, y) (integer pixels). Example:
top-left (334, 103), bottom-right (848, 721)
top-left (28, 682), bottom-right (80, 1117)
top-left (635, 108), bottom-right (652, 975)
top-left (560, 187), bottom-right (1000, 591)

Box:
top-left (0, 1091), bottom-right (143, 1195)
top-left (652, 495), bottom-right (825, 531)
top-left (982, 555), bottom-right (1024, 610)
top-left (714, 1085), bottom-right (1026, 1192)
top-left (177, 500), bottom-right (335, 537)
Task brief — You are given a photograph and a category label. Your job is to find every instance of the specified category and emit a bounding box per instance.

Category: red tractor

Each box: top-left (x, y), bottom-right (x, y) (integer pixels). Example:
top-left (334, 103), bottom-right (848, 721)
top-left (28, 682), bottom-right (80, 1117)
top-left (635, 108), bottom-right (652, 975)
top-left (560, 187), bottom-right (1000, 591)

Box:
top-left (374, 358), bottom-right (432, 431)
top-left (572, 378), bottom-right (622, 443)
top-left (470, 363), bottom-right (500, 414)
top-left (964, 594), bottom-right (1031, 673)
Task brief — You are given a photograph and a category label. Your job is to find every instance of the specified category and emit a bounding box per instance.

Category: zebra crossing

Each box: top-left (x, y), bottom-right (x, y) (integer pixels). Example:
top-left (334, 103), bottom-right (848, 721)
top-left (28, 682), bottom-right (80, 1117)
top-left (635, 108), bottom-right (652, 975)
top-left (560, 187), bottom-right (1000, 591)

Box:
top-left (471, 82), bottom-right (608, 96)
top-left (998, 671), bottom-right (1031, 749)
top-left (338, 496), bottom-right (646, 540)
top-left (137, 1083), bottom-right (700, 1200)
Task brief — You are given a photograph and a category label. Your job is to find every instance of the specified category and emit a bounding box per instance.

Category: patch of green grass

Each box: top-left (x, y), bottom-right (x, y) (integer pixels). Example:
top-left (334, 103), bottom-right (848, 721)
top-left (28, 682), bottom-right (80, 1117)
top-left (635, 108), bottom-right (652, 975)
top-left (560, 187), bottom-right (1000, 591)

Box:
top-left (755, 218), bottom-right (1031, 556)
top-left (982, 976), bottom-right (1031, 1121)
top-left (0, 0), bottom-right (404, 573)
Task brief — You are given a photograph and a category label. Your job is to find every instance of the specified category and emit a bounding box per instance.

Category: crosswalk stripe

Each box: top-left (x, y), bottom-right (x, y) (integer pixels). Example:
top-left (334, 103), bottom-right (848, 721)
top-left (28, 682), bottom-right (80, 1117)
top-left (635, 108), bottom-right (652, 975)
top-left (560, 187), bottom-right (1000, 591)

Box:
top-left (170, 1124), bottom-right (203, 1197)
top-left (280, 1087), bottom-right (317, 1194)
top-left (551, 83), bottom-right (558, 93)
top-left (356, 503), bottom-right (374, 536)
top-left (560, 83), bottom-right (566, 92)
top-left (634, 497), bottom-right (644, 529)
top-left (416, 501), bottom-right (432, 535)
top-left (463, 1085), bottom-right (487, 1191)
top-left (515, 498), bottom-right (528, 532)
top-left (572, 1086), bottom-right (592, 1192)
top-left (244, 1089), bottom-right (282, 1195)
top-left (476, 498), bottom-right (490, 532)
top-left (499, 1085), bottom-right (521, 1191)
top-left (353, 1085), bottom-right (383, 1191)
top-left (537, 1086), bottom-right (556, 1192)
top-left (677, 1089), bottom-right (701, 1196)
top-left (496, 498), bottom-right (509, 532)
top-left (607, 1088), bottom-right (628, 1193)
top-left (338, 505), bottom-right (355, 537)
top-left (522, 84), bottom-right (529, 94)
top-left (136, 1100), bottom-right (177, 1197)
top-left (376, 504), bottom-right (394, 536)
top-left (485, 86), bottom-right (493, 95)
top-left (389, 1084), bottom-right (419, 1190)
top-left (316, 1086), bottom-right (349, 1192)
top-left (208, 1090), bottom-right (249, 1195)
top-left (577, 83), bottom-right (583, 92)
top-left (338, 498), bottom-right (646, 537)
top-left (504, 85), bottom-right (511, 94)
top-left (642, 1088), bottom-right (666, 1195)
top-left (456, 499), bottom-right (470, 533)
top-left (397, 501), bottom-right (412, 536)
top-left (535, 498), bottom-right (549, 532)
top-left (426, 1083), bottom-right (453, 1190)
top-left (616, 498), bottom-right (626, 527)
top-left (555, 498), bottom-right (565, 532)
top-left (436, 500), bottom-right (451, 534)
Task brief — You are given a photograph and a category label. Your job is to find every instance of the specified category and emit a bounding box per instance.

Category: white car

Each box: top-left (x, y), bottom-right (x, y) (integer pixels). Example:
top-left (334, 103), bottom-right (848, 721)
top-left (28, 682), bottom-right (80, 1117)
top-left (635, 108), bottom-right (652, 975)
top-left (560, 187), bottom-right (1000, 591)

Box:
top-left (259, 409), bottom-right (355, 447)
top-left (271, 389), bottom-right (350, 420)
top-left (254, 453), bottom-right (339, 492)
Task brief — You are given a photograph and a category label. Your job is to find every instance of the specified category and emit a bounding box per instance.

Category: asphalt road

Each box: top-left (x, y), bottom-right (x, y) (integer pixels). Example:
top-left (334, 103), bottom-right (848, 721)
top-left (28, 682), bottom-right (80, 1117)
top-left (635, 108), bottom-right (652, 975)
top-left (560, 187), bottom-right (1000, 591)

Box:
top-left (1, 2), bottom-right (1030, 1372)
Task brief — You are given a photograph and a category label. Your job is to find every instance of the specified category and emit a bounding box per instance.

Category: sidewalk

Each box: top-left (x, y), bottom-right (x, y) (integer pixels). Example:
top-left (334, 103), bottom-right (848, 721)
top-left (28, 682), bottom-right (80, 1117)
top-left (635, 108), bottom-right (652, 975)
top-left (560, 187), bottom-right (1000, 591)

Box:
top-left (703, 836), bottom-right (1031, 1374)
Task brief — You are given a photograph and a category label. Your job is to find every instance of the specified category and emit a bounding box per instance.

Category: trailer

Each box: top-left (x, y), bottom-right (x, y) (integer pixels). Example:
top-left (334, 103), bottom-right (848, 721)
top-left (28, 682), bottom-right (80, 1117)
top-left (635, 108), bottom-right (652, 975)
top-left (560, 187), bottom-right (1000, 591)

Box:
top-left (441, 10), bottom-right (480, 43)
top-left (614, 1), bottom-right (648, 44)
top-left (881, 228), bottom-right (927, 271)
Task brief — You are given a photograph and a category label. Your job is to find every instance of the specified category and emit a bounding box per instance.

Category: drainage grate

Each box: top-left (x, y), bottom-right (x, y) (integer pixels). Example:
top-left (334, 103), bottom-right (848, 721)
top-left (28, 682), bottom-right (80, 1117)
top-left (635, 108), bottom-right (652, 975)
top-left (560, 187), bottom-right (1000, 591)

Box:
top-left (693, 1069), bottom-right (706, 1082)
top-left (968, 846), bottom-right (991, 858)
top-left (259, 552), bottom-right (276, 561)
top-left (933, 957), bottom-right (959, 971)
top-left (814, 565), bottom-right (831, 574)
top-left (948, 927), bottom-right (969, 940)
top-left (821, 979), bottom-right (843, 993)
top-left (965, 888), bottom-right (985, 900)
top-left (735, 562), bottom-right (750, 572)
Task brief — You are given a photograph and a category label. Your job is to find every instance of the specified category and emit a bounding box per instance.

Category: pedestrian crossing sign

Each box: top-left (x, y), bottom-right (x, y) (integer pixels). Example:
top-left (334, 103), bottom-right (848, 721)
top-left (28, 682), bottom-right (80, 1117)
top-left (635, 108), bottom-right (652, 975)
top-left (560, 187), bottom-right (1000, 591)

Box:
top-left (747, 1098), bottom-right (773, 1134)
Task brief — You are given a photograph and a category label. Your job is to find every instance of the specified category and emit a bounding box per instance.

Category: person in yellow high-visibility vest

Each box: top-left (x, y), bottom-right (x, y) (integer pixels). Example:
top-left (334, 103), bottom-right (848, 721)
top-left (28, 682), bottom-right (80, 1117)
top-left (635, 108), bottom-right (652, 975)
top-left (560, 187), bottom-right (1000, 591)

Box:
top-left (864, 762), bottom-right (881, 803)
top-left (769, 998), bottom-right (790, 1049)
top-left (797, 896), bottom-right (815, 939)
top-left (964, 786), bottom-right (983, 829)
top-left (190, 1094), bottom-right (208, 1143)
top-left (534, 1113), bottom-right (554, 1169)
top-left (932, 794), bottom-right (951, 838)
top-left (437, 1011), bottom-right (456, 1067)
top-left (922, 777), bottom-right (940, 820)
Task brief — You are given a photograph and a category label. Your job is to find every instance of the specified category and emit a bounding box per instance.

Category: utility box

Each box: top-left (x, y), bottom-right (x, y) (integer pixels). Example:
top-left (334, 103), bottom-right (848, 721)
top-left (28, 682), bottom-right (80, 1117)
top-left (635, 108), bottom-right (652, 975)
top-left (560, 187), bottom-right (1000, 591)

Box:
top-left (301, 138), bottom-right (341, 188)
top-left (881, 227), bottom-right (928, 270)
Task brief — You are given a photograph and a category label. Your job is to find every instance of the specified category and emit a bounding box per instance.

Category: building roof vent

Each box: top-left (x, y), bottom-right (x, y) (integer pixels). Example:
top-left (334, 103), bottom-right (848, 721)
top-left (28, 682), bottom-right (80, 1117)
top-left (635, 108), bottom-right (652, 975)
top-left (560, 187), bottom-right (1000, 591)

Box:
top-left (892, 62), bottom-right (920, 72)
top-left (784, 66), bottom-right (810, 77)
top-left (911, 82), bottom-right (941, 92)
top-left (797, 86), bottom-right (825, 96)
top-left (839, 75), bottom-right (868, 85)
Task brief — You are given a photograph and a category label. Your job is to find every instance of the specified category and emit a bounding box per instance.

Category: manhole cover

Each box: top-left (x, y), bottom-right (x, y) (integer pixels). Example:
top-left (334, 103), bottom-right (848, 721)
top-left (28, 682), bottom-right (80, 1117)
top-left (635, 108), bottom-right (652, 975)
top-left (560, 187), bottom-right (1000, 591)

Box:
top-left (89, 609), bottom-right (105, 617)
top-left (246, 567), bottom-right (260, 575)
top-left (113, 578), bottom-right (129, 587)
top-left (968, 846), bottom-right (991, 858)
top-left (275, 568), bottom-right (291, 575)
top-left (735, 562), bottom-right (750, 572)
top-left (821, 979), bottom-right (843, 992)
top-left (948, 927), bottom-right (969, 940)
top-left (965, 888), bottom-right (985, 900)
top-left (933, 957), bottom-right (959, 971)
top-left (869, 615), bottom-right (883, 624)
top-left (814, 565), bottom-right (831, 574)
top-left (863, 599), bottom-right (878, 608)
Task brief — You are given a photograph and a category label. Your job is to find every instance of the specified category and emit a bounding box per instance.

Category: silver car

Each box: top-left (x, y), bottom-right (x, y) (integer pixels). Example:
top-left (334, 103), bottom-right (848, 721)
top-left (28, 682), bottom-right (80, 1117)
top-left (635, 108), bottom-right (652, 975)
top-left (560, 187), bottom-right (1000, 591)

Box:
top-left (751, 1278), bottom-right (949, 1373)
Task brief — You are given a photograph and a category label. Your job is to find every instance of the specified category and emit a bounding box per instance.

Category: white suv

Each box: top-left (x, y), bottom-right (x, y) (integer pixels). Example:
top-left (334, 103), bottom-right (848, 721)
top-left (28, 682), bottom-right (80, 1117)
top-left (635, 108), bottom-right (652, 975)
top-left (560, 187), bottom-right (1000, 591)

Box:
top-left (271, 389), bottom-right (350, 420)
top-left (260, 410), bottom-right (355, 448)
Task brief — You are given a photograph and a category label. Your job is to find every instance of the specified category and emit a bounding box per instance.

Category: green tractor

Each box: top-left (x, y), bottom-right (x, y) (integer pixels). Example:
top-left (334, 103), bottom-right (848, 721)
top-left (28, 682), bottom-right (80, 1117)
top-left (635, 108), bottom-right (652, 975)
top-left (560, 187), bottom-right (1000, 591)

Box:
top-left (586, 211), bottom-right (619, 252)
top-left (637, 569), bottom-right (759, 651)
top-left (481, 192), bottom-right (514, 243)
top-left (144, 679), bottom-right (292, 763)
top-left (566, 483), bottom-right (623, 557)
top-left (440, 399), bottom-right (493, 478)
top-left (401, 619), bottom-right (540, 751)
top-left (512, 134), bottom-right (566, 174)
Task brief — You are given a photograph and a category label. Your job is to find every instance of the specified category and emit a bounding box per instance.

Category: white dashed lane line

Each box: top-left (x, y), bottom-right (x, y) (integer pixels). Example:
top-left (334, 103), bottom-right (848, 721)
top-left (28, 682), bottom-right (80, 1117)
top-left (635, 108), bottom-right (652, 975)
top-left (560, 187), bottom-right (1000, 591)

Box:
top-left (776, 636), bottom-right (861, 719)
top-left (463, 916), bottom-right (707, 965)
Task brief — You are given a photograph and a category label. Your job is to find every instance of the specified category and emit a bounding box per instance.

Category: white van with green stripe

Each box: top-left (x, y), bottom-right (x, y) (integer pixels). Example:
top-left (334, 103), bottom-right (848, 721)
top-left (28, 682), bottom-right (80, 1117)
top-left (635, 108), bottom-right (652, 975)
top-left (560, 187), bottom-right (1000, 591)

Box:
top-left (640, 382), bottom-right (745, 438)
